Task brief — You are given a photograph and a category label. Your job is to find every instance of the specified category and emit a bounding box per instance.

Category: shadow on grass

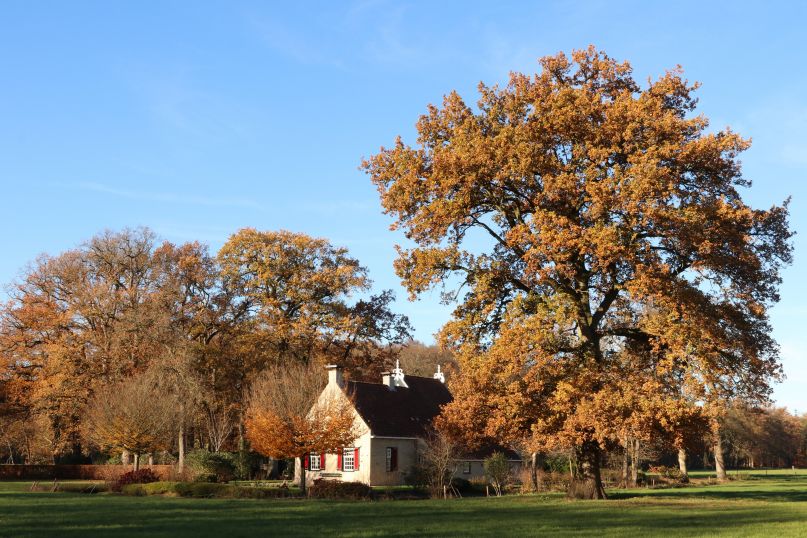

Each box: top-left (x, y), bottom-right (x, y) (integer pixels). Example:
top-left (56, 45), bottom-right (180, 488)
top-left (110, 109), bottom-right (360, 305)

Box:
top-left (2, 477), bottom-right (807, 538)
top-left (608, 475), bottom-right (807, 503)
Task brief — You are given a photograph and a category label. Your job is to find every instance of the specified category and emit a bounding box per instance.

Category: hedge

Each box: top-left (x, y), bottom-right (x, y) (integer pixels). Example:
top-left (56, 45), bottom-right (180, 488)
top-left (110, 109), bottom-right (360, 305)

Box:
top-left (121, 481), bottom-right (297, 499)
top-left (0, 465), bottom-right (174, 481)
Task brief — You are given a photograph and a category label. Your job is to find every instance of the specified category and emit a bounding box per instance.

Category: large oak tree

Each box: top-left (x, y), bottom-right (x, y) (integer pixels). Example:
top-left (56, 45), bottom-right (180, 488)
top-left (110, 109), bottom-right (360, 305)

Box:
top-left (218, 228), bottom-right (411, 378)
top-left (363, 47), bottom-right (792, 498)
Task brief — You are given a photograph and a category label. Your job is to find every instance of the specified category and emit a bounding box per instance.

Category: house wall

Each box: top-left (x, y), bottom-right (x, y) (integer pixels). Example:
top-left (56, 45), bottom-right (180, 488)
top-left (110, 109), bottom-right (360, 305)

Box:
top-left (294, 378), bottom-right (372, 486)
top-left (368, 437), bottom-right (419, 486)
top-left (450, 459), bottom-right (523, 481)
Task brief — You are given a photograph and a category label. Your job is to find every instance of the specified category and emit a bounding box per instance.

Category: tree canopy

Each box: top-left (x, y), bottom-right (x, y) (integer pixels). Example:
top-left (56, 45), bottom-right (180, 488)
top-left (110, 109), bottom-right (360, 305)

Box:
top-left (363, 46), bottom-right (792, 498)
top-left (0, 227), bottom-right (408, 463)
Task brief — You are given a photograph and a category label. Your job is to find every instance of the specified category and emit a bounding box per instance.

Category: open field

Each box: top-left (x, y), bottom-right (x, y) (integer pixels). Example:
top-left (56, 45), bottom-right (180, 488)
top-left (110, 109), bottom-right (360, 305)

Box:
top-left (0, 471), bottom-right (805, 537)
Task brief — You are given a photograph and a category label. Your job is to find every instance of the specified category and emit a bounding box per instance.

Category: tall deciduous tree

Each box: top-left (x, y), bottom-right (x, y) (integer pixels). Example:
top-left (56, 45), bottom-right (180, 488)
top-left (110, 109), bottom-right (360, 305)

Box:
top-left (363, 46), bottom-right (792, 498)
top-left (245, 363), bottom-right (356, 493)
top-left (218, 229), bottom-right (410, 378)
top-left (84, 371), bottom-right (178, 470)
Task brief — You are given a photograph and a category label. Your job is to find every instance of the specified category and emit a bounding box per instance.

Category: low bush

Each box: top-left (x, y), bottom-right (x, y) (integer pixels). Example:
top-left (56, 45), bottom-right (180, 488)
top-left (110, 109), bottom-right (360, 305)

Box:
top-left (566, 479), bottom-right (599, 499)
top-left (449, 477), bottom-right (473, 495)
top-left (233, 449), bottom-right (260, 480)
top-left (186, 450), bottom-right (236, 483)
top-left (484, 452), bottom-right (512, 496)
top-left (121, 481), bottom-right (178, 496)
top-left (110, 468), bottom-right (160, 492)
top-left (308, 480), bottom-right (372, 500)
top-left (120, 481), bottom-right (295, 499)
top-left (29, 481), bottom-right (108, 494)
top-left (403, 464), bottom-right (428, 490)
top-left (648, 465), bottom-right (683, 481)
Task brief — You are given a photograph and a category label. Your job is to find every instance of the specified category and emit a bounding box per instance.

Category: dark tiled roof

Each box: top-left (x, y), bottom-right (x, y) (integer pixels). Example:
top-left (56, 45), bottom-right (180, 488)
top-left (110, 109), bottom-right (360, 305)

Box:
top-left (344, 375), bottom-right (452, 438)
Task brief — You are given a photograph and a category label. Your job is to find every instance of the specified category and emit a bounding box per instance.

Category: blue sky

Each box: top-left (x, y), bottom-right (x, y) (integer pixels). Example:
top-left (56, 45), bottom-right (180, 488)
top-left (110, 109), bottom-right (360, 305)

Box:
top-left (1, 1), bottom-right (805, 410)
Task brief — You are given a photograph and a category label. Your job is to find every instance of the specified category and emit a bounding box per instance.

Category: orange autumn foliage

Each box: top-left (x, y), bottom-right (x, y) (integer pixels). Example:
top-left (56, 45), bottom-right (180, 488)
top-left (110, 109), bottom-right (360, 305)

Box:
top-left (364, 46), bottom-right (792, 498)
top-left (244, 363), bottom-right (357, 462)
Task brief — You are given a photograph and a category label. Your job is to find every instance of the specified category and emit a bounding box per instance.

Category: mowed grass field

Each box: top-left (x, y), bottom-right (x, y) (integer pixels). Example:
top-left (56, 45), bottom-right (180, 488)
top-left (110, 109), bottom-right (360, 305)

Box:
top-left (0, 470), bottom-right (805, 537)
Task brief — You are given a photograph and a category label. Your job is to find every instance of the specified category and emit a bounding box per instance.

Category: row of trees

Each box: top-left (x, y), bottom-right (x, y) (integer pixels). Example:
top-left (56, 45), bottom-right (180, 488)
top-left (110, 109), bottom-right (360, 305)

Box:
top-left (0, 227), bottom-right (423, 467)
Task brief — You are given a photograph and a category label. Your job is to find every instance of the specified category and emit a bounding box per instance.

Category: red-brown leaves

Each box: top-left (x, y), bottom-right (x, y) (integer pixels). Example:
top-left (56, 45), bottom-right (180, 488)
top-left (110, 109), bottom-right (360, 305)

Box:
top-left (364, 46), bottom-right (792, 457)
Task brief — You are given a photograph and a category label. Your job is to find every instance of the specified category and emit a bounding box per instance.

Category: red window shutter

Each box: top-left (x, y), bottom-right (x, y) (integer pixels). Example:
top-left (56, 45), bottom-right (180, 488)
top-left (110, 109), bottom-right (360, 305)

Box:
top-left (391, 448), bottom-right (398, 471)
top-left (354, 447), bottom-right (360, 471)
top-left (337, 450), bottom-right (343, 471)
top-left (320, 452), bottom-right (326, 469)
top-left (304, 454), bottom-right (309, 470)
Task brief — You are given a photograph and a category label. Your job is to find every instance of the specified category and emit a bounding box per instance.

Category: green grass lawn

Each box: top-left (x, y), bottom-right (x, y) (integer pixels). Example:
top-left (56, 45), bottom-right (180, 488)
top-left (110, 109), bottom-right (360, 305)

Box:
top-left (0, 471), bottom-right (805, 537)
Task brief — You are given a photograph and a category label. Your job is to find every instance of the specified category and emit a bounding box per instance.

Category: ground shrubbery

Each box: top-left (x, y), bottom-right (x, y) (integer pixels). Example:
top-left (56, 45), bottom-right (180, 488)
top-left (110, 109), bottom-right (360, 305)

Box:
top-left (308, 480), bottom-right (372, 500)
top-left (110, 469), bottom-right (160, 492)
top-left (185, 450), bottom-right (236, 483)
top-left (449, 477), bottom-right (472, 495)
top-left (648, 465), bottom-right (684, 481)
top-left (483, 453), bottom-right (513, 496)
top-left (29, 481), bottom-right (109, 494)
top-left (121, 481), bottom-right (295, 498)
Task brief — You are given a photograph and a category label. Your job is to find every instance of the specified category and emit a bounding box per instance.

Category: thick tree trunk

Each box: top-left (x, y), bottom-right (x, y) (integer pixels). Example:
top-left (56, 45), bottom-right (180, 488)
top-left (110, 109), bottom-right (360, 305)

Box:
top-left (148, 453), bottom-right (154, 467)
top-left (122, 449), bottom-right (130, 466)
top-left (621, 439), bottom-right (629, 488)
top-left (299, 459), bottom-right (307, 495)
top-left (568, 441), bottom-right (606, 499)
top-left (714, 435), bottom-right (727, 481)
top-left (678, 448), bottom-right (689, 483)
top-left (178, 425), bottom-right (185, 471)
top-left (630, 438), bottom-right (640, 487)
top-left (530, 452), bottom-right (539, 492)
top-left (133, 453), bottom-right (140, 472)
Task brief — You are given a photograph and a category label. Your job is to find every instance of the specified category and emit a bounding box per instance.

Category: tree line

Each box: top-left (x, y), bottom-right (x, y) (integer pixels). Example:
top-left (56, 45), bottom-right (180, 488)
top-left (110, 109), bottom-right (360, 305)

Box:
top-left (0, 227), bottom-right (426, 467)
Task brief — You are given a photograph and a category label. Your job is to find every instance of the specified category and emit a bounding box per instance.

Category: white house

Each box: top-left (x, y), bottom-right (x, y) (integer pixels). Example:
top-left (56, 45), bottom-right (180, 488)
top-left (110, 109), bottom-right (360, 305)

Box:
top-left (296, 362), bottom-right (521, 486)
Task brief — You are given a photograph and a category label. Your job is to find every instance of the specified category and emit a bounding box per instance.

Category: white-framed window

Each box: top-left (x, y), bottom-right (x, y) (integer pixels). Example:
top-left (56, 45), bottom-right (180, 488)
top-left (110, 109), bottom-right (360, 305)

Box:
top-left (462, 461), bottom-right (471, 474)
top-left (310, 453), bottom-right (321, 471)
top-left (343, 448), bottom-right (355, 472)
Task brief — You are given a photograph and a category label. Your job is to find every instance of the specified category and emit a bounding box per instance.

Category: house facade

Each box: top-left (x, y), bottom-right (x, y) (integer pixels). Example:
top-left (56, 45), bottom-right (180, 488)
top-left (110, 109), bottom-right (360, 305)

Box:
top-left (295, 363), bottom-right (521, 486)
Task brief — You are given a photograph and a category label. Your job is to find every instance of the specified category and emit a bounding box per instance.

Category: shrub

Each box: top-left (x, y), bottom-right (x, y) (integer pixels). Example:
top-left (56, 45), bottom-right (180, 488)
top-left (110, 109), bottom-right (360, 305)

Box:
top-left (234, 449), bottom-right (260, 480)
top-left (110, 468), bottom-right (160, 492)
top-left (484, 452), bottom-right (512, 496)
top-left (403, 464), bottom-right (429, 489)
top-left (308, 480), bottom-right (372, 500)
top-left (648, 465), bottom-right (683, 481)
top-left (566, 479), bottom-right (599, 499)
top-left (186, 450), bottom-right (236, 483)
top-left (121, 481), bottom-right (179, 496)
top-left (119, 481), bottom-right (297, 498)
top-left (174, 482), bottom-right (227, 497)
top-left (449, 477), bottom-right (473, 495)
